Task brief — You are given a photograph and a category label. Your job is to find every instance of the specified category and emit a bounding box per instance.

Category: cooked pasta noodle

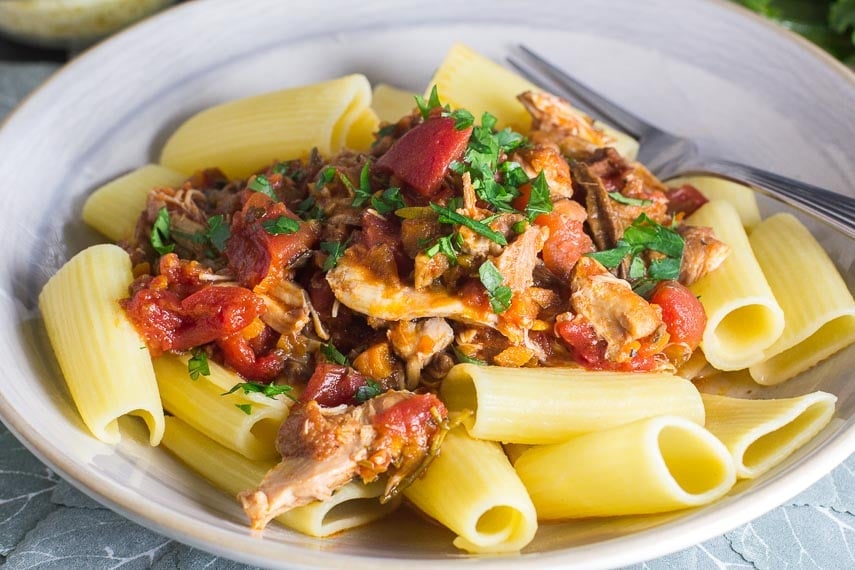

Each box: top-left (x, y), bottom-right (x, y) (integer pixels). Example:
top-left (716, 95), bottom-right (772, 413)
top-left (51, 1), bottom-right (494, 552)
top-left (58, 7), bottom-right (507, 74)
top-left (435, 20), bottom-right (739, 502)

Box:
top-left (372, 83), bottom-right (417, 123)
top-left (39, 244), bottom-right (164, 445)
top-left (747, 213), bottom-right (855, 385)
top-left (515, 415), bottom-right (736, 519)
top-left (701, 392), bottom-right (836, 479)
top-left (666, 175), bottom-right (761, 229)
top-left (440, 364), bottom-right (704, 444)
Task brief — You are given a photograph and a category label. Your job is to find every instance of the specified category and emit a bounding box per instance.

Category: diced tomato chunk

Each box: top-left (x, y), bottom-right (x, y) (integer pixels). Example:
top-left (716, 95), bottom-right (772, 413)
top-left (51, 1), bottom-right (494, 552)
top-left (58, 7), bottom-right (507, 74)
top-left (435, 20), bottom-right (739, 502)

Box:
top-left (555, 317), bottom-right (657, 372)
top-left (373, 393), bottom-right (446, 442)
top-left (375, 116), bottom-right (471, 198)
top-left (217, 332), bottom-right (285, 383)
top-left (532, 200), bottom-right (593, 281)
top-left (649, 280), bottom-right (706, 349)
top-left (301, 362), bottom-right (370, 407)
top-left (665, 184), bottom-right (708, 217)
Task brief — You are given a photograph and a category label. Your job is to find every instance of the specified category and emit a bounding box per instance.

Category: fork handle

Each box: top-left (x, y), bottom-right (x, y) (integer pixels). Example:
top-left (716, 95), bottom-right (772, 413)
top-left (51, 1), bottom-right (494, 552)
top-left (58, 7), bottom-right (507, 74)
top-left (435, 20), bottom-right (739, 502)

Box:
top-left (688, 160), bottom-right (855, 239)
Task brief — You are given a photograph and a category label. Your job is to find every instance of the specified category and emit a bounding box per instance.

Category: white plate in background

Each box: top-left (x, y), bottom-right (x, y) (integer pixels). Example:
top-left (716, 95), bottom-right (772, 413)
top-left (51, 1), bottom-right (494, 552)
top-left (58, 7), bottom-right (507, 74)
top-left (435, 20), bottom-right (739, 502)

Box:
top-left (0, 0), bottom-right (853, 568)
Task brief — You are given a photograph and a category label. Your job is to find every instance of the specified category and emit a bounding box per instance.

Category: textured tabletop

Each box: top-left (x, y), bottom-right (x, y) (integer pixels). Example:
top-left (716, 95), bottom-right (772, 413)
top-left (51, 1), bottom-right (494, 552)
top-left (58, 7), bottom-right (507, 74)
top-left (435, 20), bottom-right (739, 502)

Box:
top-left (1, 61), bottom-right (853, 570)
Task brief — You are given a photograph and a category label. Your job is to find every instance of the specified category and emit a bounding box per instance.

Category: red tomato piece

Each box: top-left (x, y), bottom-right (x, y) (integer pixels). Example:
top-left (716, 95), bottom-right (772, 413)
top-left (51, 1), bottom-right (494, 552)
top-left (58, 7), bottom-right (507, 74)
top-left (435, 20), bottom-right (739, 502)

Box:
top-left (173, 286), bottom-right (266, 350)
top-left (375, 116), bottom-right (471, 199)
top-left (534, 200), bottom-right (593, 281)
top-left (555, 317), bottom-right (605, 367)
top-left (373, 393), bottom-right (446, 441)
top-left (300, 362), bottom-right (370, 407)
top-left (217, 332), bottom-right (285, 383)
top-left (649, 280), bottom-right (706, 349)
top-left (665, 184), bottom-right (708, 217)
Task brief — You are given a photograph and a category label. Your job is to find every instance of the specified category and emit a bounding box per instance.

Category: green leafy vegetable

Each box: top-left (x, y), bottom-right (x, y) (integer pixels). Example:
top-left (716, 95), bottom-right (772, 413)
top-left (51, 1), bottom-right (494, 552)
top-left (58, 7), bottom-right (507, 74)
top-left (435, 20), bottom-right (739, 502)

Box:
top-left (449, 108), bottom-right (475, 130)
top-left (339, 162), bottom-right (374, 207)
top-left (261, 216), bottom-right (300, 235)
top-left (248, 174), bottom-right (278, 200)
top-left (320, 238), bottom-right (350, 271)
top-left (430, 203), bottom-right (508, 246)
top-left (204, 215), bottom-right (230, 253)
top-left (150, 207), bottom-right (174, 255)
top-left (525, 171), bottom-right (553, 221)
top-left (222, 381), bottom-right (297, 401)
top-left (415, 85), bottom-right (444, 119)
top-left (371, 187), bottom-right (406, 214)
top-left (320, 341), bottom-right (349, 366)
top-left (424, 233), bottom-right (462, 264)
top-left (296, 195), bottom-right (324, 220)
top-left (187, 351), bottom-right (210, 380)
top-left (354, 379), bottom-right (384, 403)
top-left (478, 260), bottom-right (513, 313)
top-left (452, 345), bottom-right (487, 366)
top-left (608, 191), bottom-right (653, 207)
top-left (315, 166), bottom-right (337, 190)
top-left (235, 403), bottom-right (253, 415)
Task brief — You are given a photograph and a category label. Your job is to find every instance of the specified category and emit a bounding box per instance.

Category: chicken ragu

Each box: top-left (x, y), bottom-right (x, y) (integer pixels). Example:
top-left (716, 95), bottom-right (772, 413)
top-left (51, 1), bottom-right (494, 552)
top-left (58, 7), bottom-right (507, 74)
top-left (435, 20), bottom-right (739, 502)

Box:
top-left (120, 88), bottom-right (728, 529)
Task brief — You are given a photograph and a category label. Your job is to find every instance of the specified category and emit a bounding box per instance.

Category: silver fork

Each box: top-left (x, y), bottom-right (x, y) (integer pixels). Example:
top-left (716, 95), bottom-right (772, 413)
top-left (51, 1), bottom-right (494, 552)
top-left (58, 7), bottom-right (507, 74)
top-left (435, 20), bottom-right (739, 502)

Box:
top-left (508, 45), bottom-right (855, 239)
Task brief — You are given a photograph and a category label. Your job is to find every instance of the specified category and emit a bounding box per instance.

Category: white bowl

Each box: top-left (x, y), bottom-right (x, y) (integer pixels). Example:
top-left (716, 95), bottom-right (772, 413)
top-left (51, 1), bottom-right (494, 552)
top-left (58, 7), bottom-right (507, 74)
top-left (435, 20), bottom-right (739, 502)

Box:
top-left (0, 0), bottom-right (853, 568)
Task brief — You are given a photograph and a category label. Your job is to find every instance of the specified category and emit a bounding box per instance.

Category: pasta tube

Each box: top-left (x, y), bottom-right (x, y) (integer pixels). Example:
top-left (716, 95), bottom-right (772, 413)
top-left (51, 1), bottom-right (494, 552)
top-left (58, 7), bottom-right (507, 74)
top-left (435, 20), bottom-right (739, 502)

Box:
top-left (161, 417), bottom-right (399, 537)
top-left (160, 74), bottom-right (373, 178)
top-left (38, 244), bottom-right (164, 445)
top-left (701, 392), bottom-right (837, 479)
top-left (515, 416), bottom-right (736, 519)
top-left (686, 200), bottom-right (785, 370)
top-left (665, 175), bottom-right (761, 229)
top-left (428, 43), bottom-right (639, 159)
top-left (747, 213), bottom-right (855, 385)
top-left (440, 364), bottom-right (704, 444)
top-left (152, 354), bottom-right (293, 460)
top-left (403, 426), bottom-right (537, 553)
top-left (372, 83), bottom-right (416, 123)
top-left (81, 164), bottom-right (186, 241)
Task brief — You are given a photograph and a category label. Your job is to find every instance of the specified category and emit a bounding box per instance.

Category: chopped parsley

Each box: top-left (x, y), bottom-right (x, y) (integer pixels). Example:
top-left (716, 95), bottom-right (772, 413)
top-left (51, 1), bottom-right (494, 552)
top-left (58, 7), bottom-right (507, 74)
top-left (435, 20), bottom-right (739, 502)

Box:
top-left (235, 403), bottom-right (253, 415)
top-left (248, 174), bottom-right (278, 200)
top-left (187, 350), bottom-right (210, 380)
top-left (452, 345), bottom-right (487, 366)
top-left (425, 233), bottom-right (463, 265)
top-left (261, 215), bottom-right (300, 235)
top-left (354, 379), bottom-right (383, 403)
top-left (586, 213), bottom-right (685, 295)
top-left (320, 341), bottom-right (349, 366)
top-left (150, 207), bottom-right (174, 255)
top-left (320, 238), bottom-right (350, 271)
top-left (608, 191), bottom-right (653, 207)
top-left (371, 187), bottom-right (406, 214)
top-left (478, 260), bottom-right (513, 314)
top-left (448, 108), bottom-right (475, 130)
top-left (222, 381), bottom-right (297, 401)
top-left (296, 195), bottom-right (324, 220)
top-left (201, 214), bottom-right (230, 253)
top-left (340, 162), bottom-right (373, 207)
top-left (525, 171), bottom-right (553, 221)
top-left (415, 85), bottom-right (444, 119)
top-left (430, 202), bottom-right (508, 246)
top-left (315, 166), bottom-right (337, 190)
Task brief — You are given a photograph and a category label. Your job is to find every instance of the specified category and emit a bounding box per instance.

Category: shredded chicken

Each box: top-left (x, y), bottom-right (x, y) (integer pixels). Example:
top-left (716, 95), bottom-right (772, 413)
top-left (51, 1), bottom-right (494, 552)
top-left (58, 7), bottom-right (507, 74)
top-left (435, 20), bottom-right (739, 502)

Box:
top-left (570, 256), bottom-right (666, 362)
top-left (493, 225), bottom-right (548, 293)
top-left (239, 391), bottom-right (446, 530)
top-left (518, 90), bottom-right (615, 156)
top-left (511, 143), bottom-right (575, 200)
top-left (387, 318), bottom-right (454, 388)
top-left (256, 280), bottom-right (311, 337)
top-left (678, 225), bottom-right (731, 285)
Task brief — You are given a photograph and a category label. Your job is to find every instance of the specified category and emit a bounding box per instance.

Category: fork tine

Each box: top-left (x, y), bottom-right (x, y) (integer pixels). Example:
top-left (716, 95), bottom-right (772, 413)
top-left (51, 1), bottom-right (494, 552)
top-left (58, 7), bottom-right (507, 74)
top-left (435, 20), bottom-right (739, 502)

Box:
top-left (514, 45), bottom-right (653, 139)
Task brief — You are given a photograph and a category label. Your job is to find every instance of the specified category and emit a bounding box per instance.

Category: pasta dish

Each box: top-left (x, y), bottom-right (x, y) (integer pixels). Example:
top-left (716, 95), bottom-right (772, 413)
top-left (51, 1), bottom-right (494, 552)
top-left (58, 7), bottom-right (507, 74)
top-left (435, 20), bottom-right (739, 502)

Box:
top-left (37, 44), bottom-right (855, 553)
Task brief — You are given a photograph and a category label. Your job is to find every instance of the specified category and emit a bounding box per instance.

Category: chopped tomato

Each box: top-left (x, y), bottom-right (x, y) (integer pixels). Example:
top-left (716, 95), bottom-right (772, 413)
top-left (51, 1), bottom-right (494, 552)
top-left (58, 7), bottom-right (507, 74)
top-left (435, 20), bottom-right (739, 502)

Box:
top-left (375, 116), bottom-right (471, 199)
top-left (555, 317), bottom-right (657, 371)
top-left (373, 393), bottom-right (446, 441)
top-left (649, 280), bottom-right (706, 349)
top-left (301, 362), bottom-right (370, 407)
top-left (226, 192), bottom-right (319, 290)
top-left (532, 200), bottom-right (593, 281)
top-left (665, 184), bottom-right (708, 217)
top-left (216, 332), bottom-right (285, 383)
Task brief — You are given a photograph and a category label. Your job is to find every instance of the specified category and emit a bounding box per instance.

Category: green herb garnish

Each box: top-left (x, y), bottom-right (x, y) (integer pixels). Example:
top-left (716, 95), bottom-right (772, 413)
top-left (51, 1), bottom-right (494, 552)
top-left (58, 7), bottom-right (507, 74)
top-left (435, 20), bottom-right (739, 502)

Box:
top-left (320, 238), bottom-right (350, 271)
top-left (424, 233), bottom-right (462, 265)
top-left (371, 187), bottom-right (406, 214)
top-left (354, 379), bottom-right (383, 403)
top-left (315, 166), bottom-right (337, 190)
top-left (187, 350), bottom-right (210, 380)
top-left (478, 260), bottom-right (513, 314)
top-left (415, 85), bottom-right (444, 119)
top-left (204, 215), bottom-right (231, 253)
top-left (608, 191), bottom-right (653, 207)
top-left (296, 195), bottom-right (324, 220)
top-left (261, 215), bottom-right (300, 235)
top-left (340, 163), bottom-right (373, 207)
top-left (248, 174), bottom-right (278, 200)
top-left (151, 207), bottom-right (174, 255)
top-left (452, 345), bottom-right (487, 366)
top-left (430, 203), bottom-right (508, 246)
top-left (525, 171), bottom-right (553, 221)
top-left (320, 341), bottom-right (349, 366)
top-left (235, 403), bottom-right (253, 415)
top-left (449, 108), bottom-right (475, 130)
top-left (222, 381), bottom-right (297, 401)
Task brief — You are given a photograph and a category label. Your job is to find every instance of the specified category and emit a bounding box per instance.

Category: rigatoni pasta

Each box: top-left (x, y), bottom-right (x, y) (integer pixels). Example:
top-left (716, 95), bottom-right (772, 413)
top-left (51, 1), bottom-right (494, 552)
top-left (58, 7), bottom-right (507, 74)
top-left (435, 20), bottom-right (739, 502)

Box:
top-left (747, 213), bottom-right (855, 385)
top-left (153, 354), bottom-right (293, 460)
top-left (161, 416), bottom-right (399, 537)
top-left (701, 392), bottom-right (837, 479)
top-left (160, 74), bottom-right (374, 178)
top-left (372, 83), bottom-right (417, 123)
top-left (686, 200), bottom-right (785, 370)
top-left (403, 426), bottom-right (537, 554)
top-left (39, 244), bottom-right (164, 445)
top-left (440, 364), bottom-right (704, 444)
top-left (515, 416), bottom-right (736, 519)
